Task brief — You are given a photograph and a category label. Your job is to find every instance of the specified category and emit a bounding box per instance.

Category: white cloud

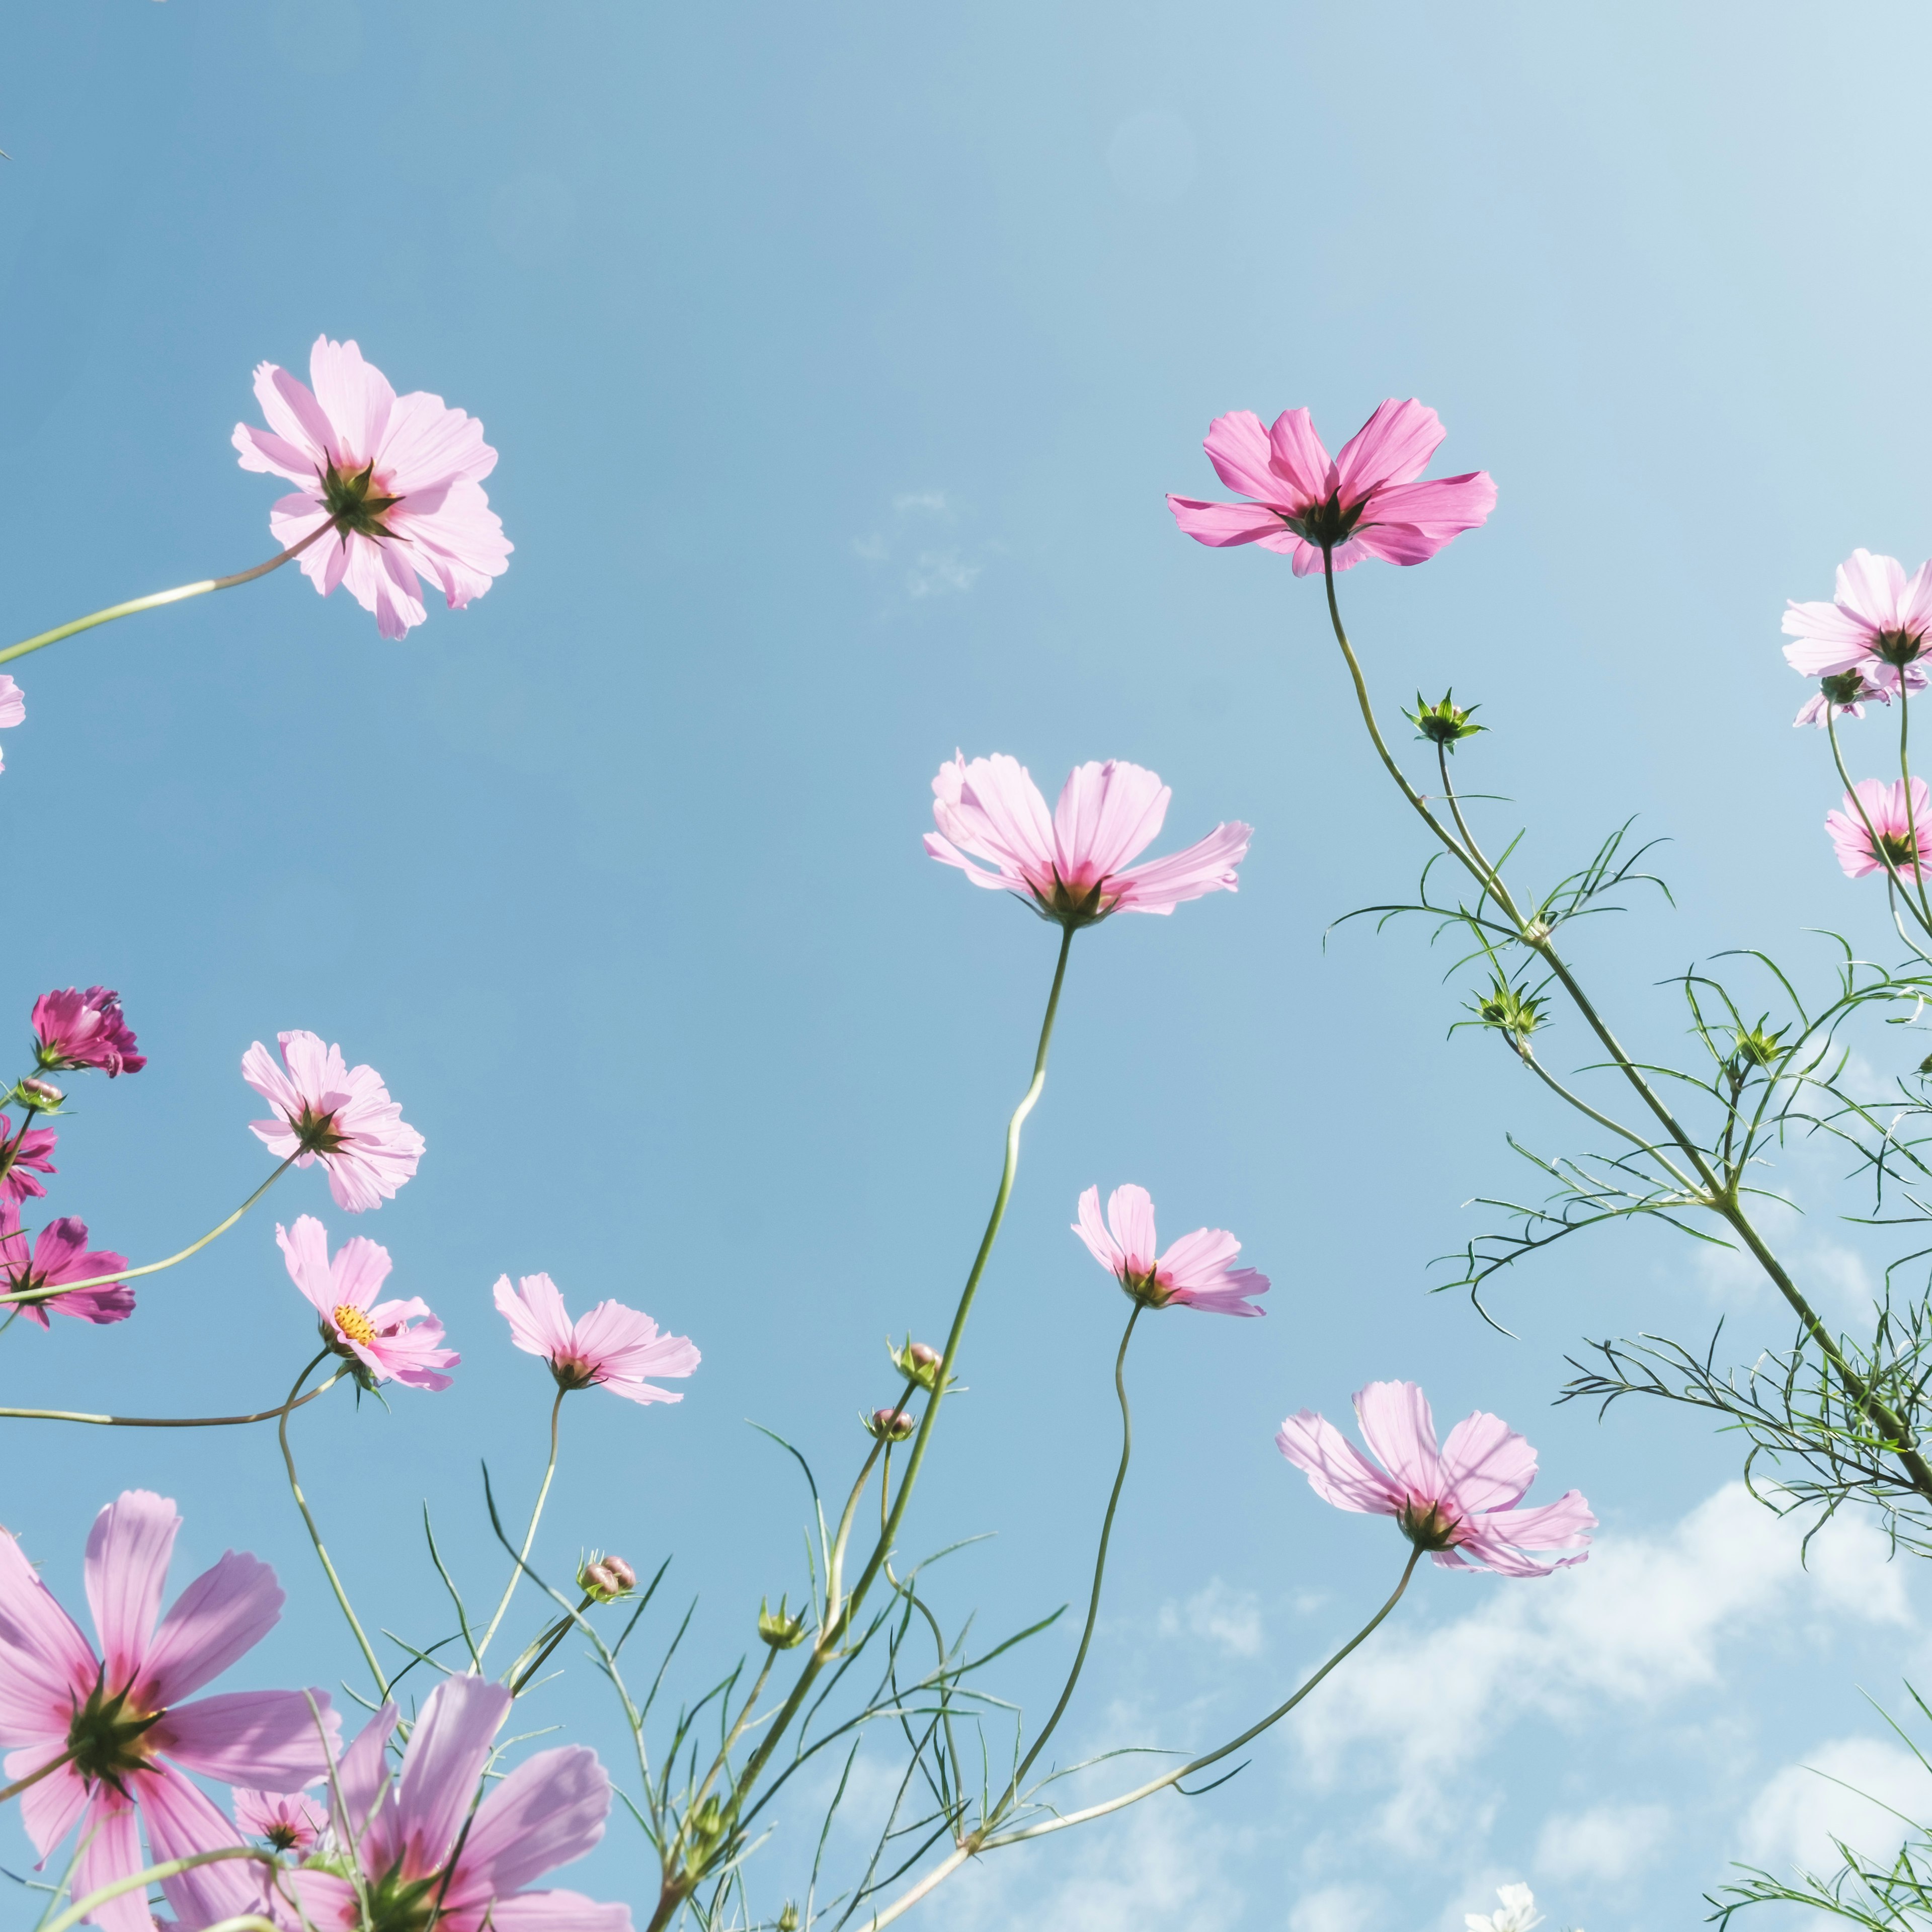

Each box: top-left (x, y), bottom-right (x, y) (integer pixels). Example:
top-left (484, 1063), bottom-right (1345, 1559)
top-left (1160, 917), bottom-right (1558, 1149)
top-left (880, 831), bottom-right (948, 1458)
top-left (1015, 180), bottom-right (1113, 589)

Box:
top-left (1156, 1578), bottom-right (1264, 1659)
top-left (1293, 1483), bottom-right (1911, 1841)
top-left (851, 491), bottom-right (986, 601)
top-left (1535, 1801), bottom-right (1670, 1883)
top-left (1287, 1882), bottom-right (1382, 1932)
top-left (905, 550), bottom-right (980, 599)
top-left (893, 490), bottom-right (951, 515)
top-left (1739, 1734), bottom-right (1926, 1879)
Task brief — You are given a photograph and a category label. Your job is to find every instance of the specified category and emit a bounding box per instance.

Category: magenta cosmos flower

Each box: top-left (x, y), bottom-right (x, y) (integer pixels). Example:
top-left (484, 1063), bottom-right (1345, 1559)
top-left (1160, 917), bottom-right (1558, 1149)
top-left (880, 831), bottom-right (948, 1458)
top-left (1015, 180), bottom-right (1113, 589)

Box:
top-left (1784, 550), bottom-right (1932, 699)
top-left (278, 1214), bottom-right (457, 1391)
top-left (1073, 1183), bottom-right (1268, 1317)
top-left (1826, 776), bottom-right (1932, 881)
top-left (280, 1673), bottom-right (630, 1931)
top-left (1167, 398), bottom-right (1496, 576)
top-left (0, 1490), bottom-right (337, 1932)
top-left (0, 674), bottom-right (22, 773)
top-left (1275, 1381), bottom-right (1595, 1577)
top-left (233, 1784), bottom-right (326, 1855)
top-left (0, 1113), bottom-right (57, 1207)
top-left (32, 986), bottom-right (145, 1078)
top-left (0, 1205), bottom-right (131, 1326)
top-left (926, 753), bottom-right (1251, 926)
top-left (495, 1272), bottom-right (701, 1404)
top-left (244, 1029), bottom-right (424, 1213)
top-left (233, 335), bottom-right (512, 640)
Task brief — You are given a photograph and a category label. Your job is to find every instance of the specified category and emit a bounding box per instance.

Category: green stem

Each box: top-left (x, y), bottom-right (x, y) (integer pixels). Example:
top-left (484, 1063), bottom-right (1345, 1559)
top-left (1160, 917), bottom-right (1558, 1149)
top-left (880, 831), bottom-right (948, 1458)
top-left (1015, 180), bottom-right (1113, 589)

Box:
top-left (1828, 706), bottom-right (1932, 958)
top-left (0, 523), bottom-right (332, 669)
top-left (1008, 1301), bottom-right (1141, 1794)
top-left (39, 1849), bottom-right (274, 1932)
top-left (476, 1389), bottom-right (566, 1662)
top-left (0, 1745), bottom-right (72, 1804)
top-left (0, 1155), bottom-right (297, 1308)
top-left (1898, 675), bottom-right (1932, 928)
top-left (506, 1591), bottom-right (596, 1696)
top-left (0, 1371), bottom-right (344, 1429)
top-left (278, 1348), bottom-right (388, 1698)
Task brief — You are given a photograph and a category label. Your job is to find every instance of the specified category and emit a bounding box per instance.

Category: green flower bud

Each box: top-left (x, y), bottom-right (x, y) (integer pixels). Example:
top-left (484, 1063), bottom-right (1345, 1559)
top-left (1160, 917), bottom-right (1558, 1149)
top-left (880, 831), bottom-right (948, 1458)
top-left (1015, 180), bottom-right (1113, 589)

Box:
top-left (887, 1335), bottom-right (948, 1393)
top-left (758, 1594), bottom-right (810, 1650)
top-left (863, 1405), bottom-right (916, 1442)
top-left (777, 1906), bottom-right (800, 1932)
top-left (1472, 976), bottom-right (1546, 1048)
top-left (17, 1078), bottom-right (64, 1110)
top-left (1409, 689), bottom-right (1485, 751)
top-left (1732, 1026), bottom-right (1786, 1071)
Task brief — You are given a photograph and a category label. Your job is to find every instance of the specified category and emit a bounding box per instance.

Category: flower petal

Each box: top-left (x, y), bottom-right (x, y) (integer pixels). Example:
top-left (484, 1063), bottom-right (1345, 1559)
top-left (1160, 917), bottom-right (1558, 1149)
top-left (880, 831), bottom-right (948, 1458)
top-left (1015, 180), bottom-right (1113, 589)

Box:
top-left (1274, 1411), bottom-right (1404, 1516)
top-left (1351, 1382), bottom-right (1442, 1499)
top-left (84, 1491), bottom-right (179, 1691)
top-left (139, 1551), bottom-right (282, 1707)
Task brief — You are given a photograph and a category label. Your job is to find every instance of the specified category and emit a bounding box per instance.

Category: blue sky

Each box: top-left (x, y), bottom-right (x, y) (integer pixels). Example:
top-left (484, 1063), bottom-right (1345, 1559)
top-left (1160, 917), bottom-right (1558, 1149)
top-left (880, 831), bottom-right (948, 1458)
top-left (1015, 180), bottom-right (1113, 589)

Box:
top-left (5, 3), bottom-right (1932, 1927)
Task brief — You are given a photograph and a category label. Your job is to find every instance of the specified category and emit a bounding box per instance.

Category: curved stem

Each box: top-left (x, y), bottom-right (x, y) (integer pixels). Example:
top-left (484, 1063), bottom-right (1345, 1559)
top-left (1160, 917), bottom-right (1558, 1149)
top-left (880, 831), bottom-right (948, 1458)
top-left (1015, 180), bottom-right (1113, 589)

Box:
top-left (824, 1433), bottom-right (891, 1639)
top-left (0, 1745), bottom-right (72, 1805)
top-left (0, 523), bottom-right (333, 668)
top-left (1829, 707), bottom-right (1932, 949)
top-left (1009, 1302), bottom-right (1141, 1792)
top-left (278, 1348), bottom-right (388, 1699)
top-left (1516, 1047), bottom-right (1697, 1189)
top-left (0, 1156), bottom-right (297, 1308)
top-left (1435, 741), bottom-right (1495, 876)
top-left (476, 1389), bottom-right (566, 1663)
top-left (0, 1371), bottom-right (344, 1429)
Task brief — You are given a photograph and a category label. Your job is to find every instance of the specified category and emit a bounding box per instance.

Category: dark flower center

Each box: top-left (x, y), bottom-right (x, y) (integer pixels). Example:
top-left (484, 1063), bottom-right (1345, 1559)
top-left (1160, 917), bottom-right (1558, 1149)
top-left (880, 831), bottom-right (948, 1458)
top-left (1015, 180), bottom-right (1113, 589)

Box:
top-left (1118, 1268), bottom-right (1174, 1310)
top-left (65, 1676), bottom-right (163, 1790)
top-left (1281, 490), bottom-right (1367, 551)
top-left (1873, 627), bottom-right (1926, 668)
top-left (1031, 871), bottom-right (1112, 931)
top-left (289, 1103), bottom-right (348, 1157)
top-left (264, 1821), bottom-right (302, 1852)
top-left (1397, 1499), bottom-right (1462, 1552)
top-left (1877, 830), bottom-right (1924, 867)
top-left (1820, 672), bottom-right (1873, 705)
top-left (320, 458), bottom-right (403, 542)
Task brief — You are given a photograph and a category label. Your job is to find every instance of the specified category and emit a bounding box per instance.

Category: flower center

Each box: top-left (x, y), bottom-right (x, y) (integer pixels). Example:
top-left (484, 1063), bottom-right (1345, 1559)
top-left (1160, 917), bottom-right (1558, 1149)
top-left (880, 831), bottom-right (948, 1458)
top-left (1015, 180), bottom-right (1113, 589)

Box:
top-left (265, 1821), bottom-right (302, 1852)
top-left (1874, 627), bottom-right (1927, 668)
top-left (1119, 1268), bottom-right (1174, 1310)
top-left (333, 1304), bottom-right (378, 1346)
top-left (1877, 830), bottom-right (1925, 868)
top-left (1033, 869), bottom-right (1113, 930)
top-left (320, 457), bottom-right (403, 541)
top-left (1282, 490), bottom-right (1367, 551)
top-left (551, 1353), bottom-right (600, 1392)
top-left (1397, 1499), bottom-right (1462, 1552)
top-left (65, 1676), bottom-right (163, 1789)
top-left (289, 1102), bottom-right (347, 1157)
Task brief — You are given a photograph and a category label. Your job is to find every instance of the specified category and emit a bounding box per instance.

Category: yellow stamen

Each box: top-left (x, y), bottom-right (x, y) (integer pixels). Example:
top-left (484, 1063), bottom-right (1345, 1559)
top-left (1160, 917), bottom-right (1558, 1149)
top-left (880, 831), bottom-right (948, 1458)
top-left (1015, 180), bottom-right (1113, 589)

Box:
top-left (333, 1304), bottom-right (377, 1346)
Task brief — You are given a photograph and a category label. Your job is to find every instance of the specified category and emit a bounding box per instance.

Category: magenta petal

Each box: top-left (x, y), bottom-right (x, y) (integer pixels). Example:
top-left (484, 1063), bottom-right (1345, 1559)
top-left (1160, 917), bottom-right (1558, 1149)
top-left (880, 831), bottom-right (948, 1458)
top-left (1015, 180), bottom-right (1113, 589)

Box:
top-left (1331, 397), bottom-right (1445, 498)
top-left (396, 1675), bottom-right (512, 1873)
top-left (1264, 407), bottom-right (1333, 502)
top-left (157, 1688), bottom-right (336, 1791)
top-left (1274, 1412), bottom-right (1404, 1516)
top-left (140, 1551), bottom-right (283, 1707)
top-left (1202, 410), bottom-right (1284, 503)
top-left (84, 1490), bottom-right (180, 1691)
top-left (457, 1743), bottom-right (610, 1898)
top-left (1166, 494), bottom-right (1285, 548)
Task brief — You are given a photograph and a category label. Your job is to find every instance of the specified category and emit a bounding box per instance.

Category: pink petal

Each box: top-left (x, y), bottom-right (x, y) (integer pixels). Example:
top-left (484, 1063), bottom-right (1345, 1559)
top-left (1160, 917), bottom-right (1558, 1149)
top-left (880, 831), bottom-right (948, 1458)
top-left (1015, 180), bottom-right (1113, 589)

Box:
top-left (84, 1490), bottom-right (179, 1691)
top-left (1264, 407), bottom-right (1334, 502)
top-left (15, 1755), bottom-right (88, 1858)
top-left (395, 1675), bottom-right (511, 1872)
top-left (138, 1551), bottom-right (282, 1707)
top-left (1154, 1224), bottom-right (1240, 1290)
top-left (307, 336), bottom-right (395, 467)
top-left (1331, 398), bottom-right (1445, 500)
top-left (922, 832), bottom-right (1019, 889)
top-left (73, 1792), bottom-right (146, 1932)
top-left (1052, 759), bottom-right (1169, 883)
top-left (1477, 1489), bottom-right (1597, 1551)
top-left (1107, 820), bottom-right (1251, 914)
top-left (1361, 471), bottom-right (1496, 543)
top-left (331, 1234), bottom-right (393, 1311)
top-left (1202, 410), bottom-right (1285, 503)
top-left (1072, 1185), bottom-right (1125, 1276)
top-left (1166, 494), bottom-right (1286, 548)
top-left (1274, 1411), bottom-right (1404, 1516)
top-left (1103, 1184), bottom-right (1158, 1276)
top-left (455, 1743), bottom-right (609, 1897)
top-left (159, 1687), bottom-right (336, 1790)
top-left (231, 421), bottom-right (320, 486)
top-left (496, 1272), bottom-right (579, 1361)
top-left (1351, 1382), bottom-right (1442, 1499)
top-left (1436, 1411), bottom-right (1537, 1517)
top-left (136, 1763), bottom-right (271, 1930)
top-left (250, 361), bottom-right (336, 472)
top-left (327, 1700), bottom-right (398, 1849)
top-left (480, 1893), bottom-right (634, 1932)
top-left (1836, 548), bottom-right (1909, 627)
top-left (0, 1528), bottom-right (98, 1737)
top-left (378, 387), bottom-right (498, 493)
top-left (277, 1217), bottom-right (336, 1319)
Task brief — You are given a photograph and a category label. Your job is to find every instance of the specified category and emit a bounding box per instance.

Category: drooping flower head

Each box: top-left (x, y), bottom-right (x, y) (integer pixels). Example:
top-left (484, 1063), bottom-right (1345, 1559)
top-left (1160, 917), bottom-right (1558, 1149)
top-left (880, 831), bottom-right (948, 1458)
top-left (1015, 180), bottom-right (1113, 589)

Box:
top-left (0, 1490), bottom-right (337, 1932)
top-left (926, 754), bottom-right (1251, 927)
top-left (31, 987), bottom-right (145, 1078)
top-left (233, 335), bottom-right (512, 640)
top-left (282, 1673), bottom-right (631, 1931)
top-left (1784, 551), bottom-right (1932, 699)
top-left (494, 1272), bottom-right (700, 1404)
top-left (1073, 1184), bottom-right (1268, 1317)
top-left (0, 1113), bottom-right (57, 1207)
top-left (1276, 1381), bottom-right (1594, 1576)
top-left (233, 1785), bottom-right (327, 1855)
top-left (1826, 776), bottom-right (1932, 881)
top-left (1167, 398), bottom-right (1496, 576)
top-left (0, 1205), bottom-right (131, 1326)
top-left (0, 674), bottom-right (22, 773)
top-left (278, 1215), bottom-right (456, 1391)
top-left (243, 1030), bottom-right (424, 1213)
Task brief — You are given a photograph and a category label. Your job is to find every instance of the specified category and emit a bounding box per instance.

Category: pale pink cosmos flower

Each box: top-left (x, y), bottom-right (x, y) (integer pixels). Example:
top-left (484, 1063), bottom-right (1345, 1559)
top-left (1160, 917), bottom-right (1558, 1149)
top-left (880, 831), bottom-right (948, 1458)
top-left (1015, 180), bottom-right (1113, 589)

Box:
top-left (1826, 776), bottom-right (1932, 880)
top-left (926, 754), bottom-right (1250, 926)
top-left (233, 1784), bottom-right (327, 1855)
top-left (0, 1204), bottom-right (131, 1326)
top-left (0, 1114), bottom-right (57, 1207)
top-left (1167, 398), bottom-right (1496, 576)
top-left (0, 674), bottom-right (21, 773)
top-left (1793, 666), bottom-right (1927, 728)
top-left (244, 1029), bottom-right (424, 1212)
top-left (32, 986), bottom-right (145, 1077)
top-left (494, 1272), bottom-right (700, 1404)
top-left (1073, 1184), bottom-right (1268, 1316)
top-left (282, 1673), bottom-right (630, 1931)
top-left (1275, 1381), bottom-right (1595, 1576)
top-left (0, 1490), bottom-right (337, 1932)
top-left (278, 1215), bottom-right (457, 1391)
top-left (1784, 550), bottom-right (1932, 698)
top-left (233, 336), bottom-right (512, 640)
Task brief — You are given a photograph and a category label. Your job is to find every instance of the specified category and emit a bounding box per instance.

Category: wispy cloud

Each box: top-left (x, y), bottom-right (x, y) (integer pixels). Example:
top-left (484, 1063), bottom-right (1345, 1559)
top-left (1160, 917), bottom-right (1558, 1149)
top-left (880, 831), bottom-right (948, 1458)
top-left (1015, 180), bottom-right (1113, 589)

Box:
top-left (1739, 1732), bottom-right (1926, 1880)
top-left (1157, 1577), bottom-right (1264, 1659)
top-left (852, 489), bottom-right (989, 603)
top-left (1534, 1800), bottom-right (1671, 1883)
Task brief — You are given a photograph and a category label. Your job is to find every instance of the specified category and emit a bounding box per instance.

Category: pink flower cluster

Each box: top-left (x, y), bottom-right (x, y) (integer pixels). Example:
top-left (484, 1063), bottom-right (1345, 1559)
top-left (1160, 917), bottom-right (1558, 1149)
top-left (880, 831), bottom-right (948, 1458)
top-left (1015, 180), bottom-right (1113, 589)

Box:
top-left (32, 986), bottom-right (145, 1077)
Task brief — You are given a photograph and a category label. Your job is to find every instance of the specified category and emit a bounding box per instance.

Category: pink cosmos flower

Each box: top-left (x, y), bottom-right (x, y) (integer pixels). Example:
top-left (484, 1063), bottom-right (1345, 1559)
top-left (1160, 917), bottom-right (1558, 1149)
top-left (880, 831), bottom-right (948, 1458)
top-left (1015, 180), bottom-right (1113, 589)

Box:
top-left (233, 335), bottom-right (512, 640)
top-left (1167, 398), bottom-right (1496, 576)
top-left (926, 754), bottom-right (1251, 926)
top-left (0, 1490), bottom-right (337, 1932)
top-left (0, 1114), bottom-right (57, 1206)
top-left (31, 987), bottom-right (145, 1077)
top-left (0, 674), bottom-right (21, 773)
top-left (233, 1784), bottom-right (327, 1855)
top-left (1826, 776), bottom-right (1932, 881)
top-left (278, 1215), bottom-right (457, 1391)
top-left (0, 1205), bottom-right (132, 1326)
top-left (494, 1273), bottom-right (701, 1404)
top-left (1784, 550), bottom-right (1932, 695)
top-left (1793, 666), bottom-right (1926, 728)
top-left (244, 1029), bottom-right (424, 1213)
top-left (281, 1673), bottom-right (630, 1931)
top-left (1275, 1381), bottom-right (1595, 1577)
top-left (1072, 1184), bottom-right (1268, 1317)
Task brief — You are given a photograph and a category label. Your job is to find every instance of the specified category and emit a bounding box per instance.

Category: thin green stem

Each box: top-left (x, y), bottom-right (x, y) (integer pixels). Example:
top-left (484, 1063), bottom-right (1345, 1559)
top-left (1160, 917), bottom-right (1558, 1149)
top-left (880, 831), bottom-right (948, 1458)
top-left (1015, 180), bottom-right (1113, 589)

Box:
top-left (278, 1348), bottom-right (388, 1698)
top-left (1898, 676), bottom-right (1932, 928)
top-left (0, 523), bottom-right (332, 669)
top-left (40, 1849), bottom-right (273, 1932)
top-left (1828, 706), bottom-right (1932, 957)
top-left (506, 1591), bottom-right (596, 1696)
top-left (0, 1371), bottom-right (345, 1429)
top-left (476, 1389), bottom-right (566, 1663)
top-left (1516, 1047), bottom-right (1697, 1189)
top-left (0, 1745), bottom-right (72, 1804)
top-left (1008, 1302), bottom-right (1141, 1795)
top-left (0, 1155), bottom-right (297, 1308)
top-left (824, 1434), bottom-right (891, 1640)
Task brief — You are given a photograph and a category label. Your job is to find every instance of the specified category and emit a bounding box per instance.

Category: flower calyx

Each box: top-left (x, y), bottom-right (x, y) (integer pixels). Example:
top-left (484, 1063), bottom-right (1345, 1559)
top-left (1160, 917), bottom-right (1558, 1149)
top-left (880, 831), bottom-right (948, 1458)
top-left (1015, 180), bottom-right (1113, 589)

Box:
top-left (1117, 1267), bottom-right (1176, 1311)
top-left (65, 1670), bottom-right (164, 1795)
top-left (1820, 670), bottom-right (1880, 708)
top-left (320, 457), bottom-right (402, 542)
top-left (758, 1594), bottom-right (810, 1650)
top-left (887, 1335), bottom-right (951, 1395)
top-left (1729, 1024), bottom-right (1787, 1074)
top-left (1409, 689), bottom-right (1485, 752)
top-left (1397, 1497), bottom-right (1462, 1553)
top-left (1030, 870), bottom-right (1113, 931)
top-left (1471, 976), bottom-right (1546, 1054)
top-left (681, 1794), bottom-right (738, 1880)
top-left (579, 1553), bottom-right (637, 1602)
top-left (863, 1405), bottom-right (916, 1442)
top-left (777, 1905), bottom-right (801, 1932)
top-left (1281, 491), bottom-right (1367, 553)
top-left (1873, 626), bottom-right (1928, 669)
top-left (286, 1101), bottom-right (348, 1158)
top-left (16, 1078), bottom-right (64, 1112)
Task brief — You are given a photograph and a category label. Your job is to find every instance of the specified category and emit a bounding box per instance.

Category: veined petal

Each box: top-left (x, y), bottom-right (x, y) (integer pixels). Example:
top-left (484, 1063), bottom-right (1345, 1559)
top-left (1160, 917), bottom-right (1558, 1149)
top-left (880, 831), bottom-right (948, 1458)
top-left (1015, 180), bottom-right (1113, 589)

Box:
top-left (1166, 494), bottom-right (1286, 547)
top-left (1436, 1411), bottom-right (1537, 1516)
top-left (136, 1764), bottom-right (271, 1930)
top-left (1107, 820), bottom-right (1251, 914)
top-left (495, 1273), bottom-right (580, 1361)
top-left (1275, 1411), bottom-right (1404, 1515)
top-left (1265, 407), bottom-right (1333, 501)
top-left (1352, 1382), bottom-right (1442, 1499)
top-left (1836, 548), bottom-right (1909, 627)
top-left (276, 1217), bottom-right (337, 1320)
top-left (1332, 398), bottom-right (1445, 499)
top-left (456, 1743), bottom-right (610, 1898)
top-left (1103, 1184), bottom-right (1159, 1276)
top-left (84, 1491), bottom-right (179, 1691)
top-left (395, 1675), bottom-right (511, 1872)
top-left (139, 1552), bottom-right (282, 1707)
top-left (1072, 1186), bottom-right (1125, 1276)
top-left (1052, 759), bottom-right (1169, 882)
top-left (158, 1687), bottom-right (336, 1790)
top-left (1202, 410), bottom-right (1284, 503)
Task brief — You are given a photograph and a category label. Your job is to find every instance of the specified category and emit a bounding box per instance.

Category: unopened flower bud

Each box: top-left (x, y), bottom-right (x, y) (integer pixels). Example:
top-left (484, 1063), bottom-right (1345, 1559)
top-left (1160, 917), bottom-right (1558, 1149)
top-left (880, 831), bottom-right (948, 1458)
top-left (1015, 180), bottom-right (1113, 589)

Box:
top-left (1471, 975), bottom-right (1546, 1051)
top-left (578, 1552), bottom-right (637, 1602)
top-left (777, 1905), bottom-right (800, 1932)
top-left (18, 1078), bottom-right (63, 1108)
top-left (684, 1794), bottom-right (732, 1874)
top-left (864, 1405), bottom-right (916, 1442)
top-left (758, 1594), bottom-right (810, 1650)
top-left (887, 1335), bottom-right (949, 1393)
top-left (1732, 1026), bottom-right (1785, 1071)
top-left (1409, 689), bottom-right (1485, 751)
